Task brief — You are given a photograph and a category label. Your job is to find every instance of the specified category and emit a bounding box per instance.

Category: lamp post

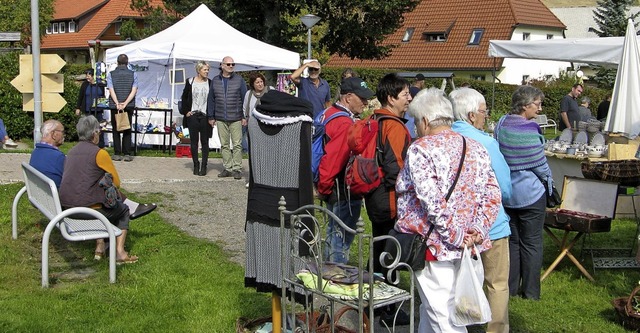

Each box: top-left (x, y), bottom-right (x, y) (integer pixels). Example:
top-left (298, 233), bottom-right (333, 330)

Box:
top-left (300, 14), bottom-right (321, 60)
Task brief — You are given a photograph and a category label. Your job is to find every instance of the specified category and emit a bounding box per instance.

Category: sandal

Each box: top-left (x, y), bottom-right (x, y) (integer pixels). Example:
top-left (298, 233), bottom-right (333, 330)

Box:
top-left (94, 251), bottom-right (105, 261)
top-left (116, 255), bottom-right (139, 265)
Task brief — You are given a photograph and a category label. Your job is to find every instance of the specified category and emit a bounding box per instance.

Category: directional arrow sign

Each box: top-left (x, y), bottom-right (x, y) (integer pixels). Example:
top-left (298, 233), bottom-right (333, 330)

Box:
top-left (11, 73), bottom-right (63, 93)
top-left (22, 93), bottom-right (67, 113)
top-left (18, 54), bottom-right (65, 74)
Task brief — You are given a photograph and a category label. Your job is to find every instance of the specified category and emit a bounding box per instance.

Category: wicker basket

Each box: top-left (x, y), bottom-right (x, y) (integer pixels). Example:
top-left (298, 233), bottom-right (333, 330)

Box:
top-left (581, 160), bottom-right (640, 187)
top-left (612, 286), bottom-right (640, 331)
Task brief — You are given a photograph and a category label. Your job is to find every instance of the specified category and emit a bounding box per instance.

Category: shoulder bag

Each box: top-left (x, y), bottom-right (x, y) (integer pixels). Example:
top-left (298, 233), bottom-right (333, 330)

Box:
top-left (384, 136), bottom-right (467, 271)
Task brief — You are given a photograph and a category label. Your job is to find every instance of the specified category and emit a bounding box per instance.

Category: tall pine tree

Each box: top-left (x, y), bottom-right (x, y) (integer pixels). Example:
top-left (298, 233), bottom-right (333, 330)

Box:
top-left (590, 0), bottom-right (639, 89)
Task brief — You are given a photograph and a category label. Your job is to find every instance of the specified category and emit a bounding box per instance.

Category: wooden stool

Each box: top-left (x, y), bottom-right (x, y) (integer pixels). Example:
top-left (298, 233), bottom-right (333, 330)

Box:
top-left (175, 143), bottom-right (192, 158)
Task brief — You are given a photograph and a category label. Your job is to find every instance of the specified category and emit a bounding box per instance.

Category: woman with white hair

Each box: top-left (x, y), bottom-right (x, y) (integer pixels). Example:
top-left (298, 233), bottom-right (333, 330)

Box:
top-left (395, 87), bottom-right (501, 332)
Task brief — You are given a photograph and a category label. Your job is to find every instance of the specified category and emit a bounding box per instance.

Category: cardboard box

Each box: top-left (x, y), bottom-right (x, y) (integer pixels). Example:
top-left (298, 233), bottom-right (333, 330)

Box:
top-left (607, 141), bottom-right (640, 160)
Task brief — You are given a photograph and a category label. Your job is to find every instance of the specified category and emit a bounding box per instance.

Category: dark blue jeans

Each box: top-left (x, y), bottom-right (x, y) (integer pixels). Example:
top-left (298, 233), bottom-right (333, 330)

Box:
top-left (506, 194), bottom-right (546, 300)
top-left (324, 199), bottom-right (362, 264)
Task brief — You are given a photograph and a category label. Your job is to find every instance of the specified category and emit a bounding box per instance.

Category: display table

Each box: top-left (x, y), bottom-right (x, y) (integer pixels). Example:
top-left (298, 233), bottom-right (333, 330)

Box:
top-left (133, 107), bottom-right (173, 155)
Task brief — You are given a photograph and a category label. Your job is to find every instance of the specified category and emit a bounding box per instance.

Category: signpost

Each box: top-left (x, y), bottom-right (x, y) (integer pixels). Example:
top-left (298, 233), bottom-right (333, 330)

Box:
top-left (10, 54), bottom-right (66, 113)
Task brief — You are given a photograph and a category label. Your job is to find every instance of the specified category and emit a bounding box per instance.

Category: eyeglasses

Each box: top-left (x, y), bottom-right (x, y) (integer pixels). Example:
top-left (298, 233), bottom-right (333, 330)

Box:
top-left (224, 63), bottom-right (235, 67)
top-left (477, 109), bottom-right (491, 116)
top-left (528, 101), bottom-right (543, 108)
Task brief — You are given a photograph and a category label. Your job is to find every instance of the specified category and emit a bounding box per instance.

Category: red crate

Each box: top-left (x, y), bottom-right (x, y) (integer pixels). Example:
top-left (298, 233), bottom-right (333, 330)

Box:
top-left (175, 143), bottom-right (192, 158)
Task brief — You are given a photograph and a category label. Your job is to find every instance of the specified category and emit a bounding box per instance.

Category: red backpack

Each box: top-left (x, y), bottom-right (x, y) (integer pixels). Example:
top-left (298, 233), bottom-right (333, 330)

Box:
top-left (345, 114), bottom-right (406, 196)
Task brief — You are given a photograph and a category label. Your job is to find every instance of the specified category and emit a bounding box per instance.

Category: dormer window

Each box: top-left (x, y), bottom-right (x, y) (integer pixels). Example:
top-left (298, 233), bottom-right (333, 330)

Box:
top-left (468, 29), bottom-right (484, 45)
top-left (59, 22), bottom-right (65, 33)
top-left (523, 32), bottom-right (530, 41)
top-left (52, 23), bottom-right (58, 34)
top-left (69, 21), bottom-right (76, 33)
top-left (402, 28), bottom-right (415, 42)
top-left (114, 21), bottom-right (122, 35)
top-left (46, 24), bottom-right (52, 34)
top-left (425, 33), bottom-right (447, 42)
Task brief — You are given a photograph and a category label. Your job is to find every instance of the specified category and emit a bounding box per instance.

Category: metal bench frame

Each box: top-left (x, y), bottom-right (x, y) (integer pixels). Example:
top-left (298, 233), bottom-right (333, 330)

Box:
top-left (12, 162), bottom-right (122, 287)
top-left (535, 114), bottom-right (557, 134)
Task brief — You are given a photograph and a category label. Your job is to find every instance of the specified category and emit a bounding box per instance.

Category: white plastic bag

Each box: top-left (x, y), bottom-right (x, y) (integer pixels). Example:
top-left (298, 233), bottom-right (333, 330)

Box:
top-left (452, 245), bottom-right (491, 326)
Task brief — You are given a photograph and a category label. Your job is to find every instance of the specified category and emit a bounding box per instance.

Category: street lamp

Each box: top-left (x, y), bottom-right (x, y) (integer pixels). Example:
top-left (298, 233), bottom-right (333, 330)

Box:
top-left (300, 14), bottom-right (321, 60)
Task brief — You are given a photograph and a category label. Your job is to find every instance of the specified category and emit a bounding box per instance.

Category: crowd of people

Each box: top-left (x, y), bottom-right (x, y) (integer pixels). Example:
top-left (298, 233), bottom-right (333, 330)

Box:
top-left (19, 53), bottom-right (562, 332)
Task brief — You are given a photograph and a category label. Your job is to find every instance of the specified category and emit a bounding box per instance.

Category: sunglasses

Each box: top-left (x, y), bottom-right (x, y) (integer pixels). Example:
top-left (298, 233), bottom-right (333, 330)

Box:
top-left (224, 63), bottom-right (235, 67)
top-left (308, 67), bottom-right (320, 72)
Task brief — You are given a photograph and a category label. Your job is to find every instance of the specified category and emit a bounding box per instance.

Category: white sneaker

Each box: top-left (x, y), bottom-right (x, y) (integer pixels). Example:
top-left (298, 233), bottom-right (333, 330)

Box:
top-left (4, 139), bottom-right (17, 148)
top-left (245, 182), bottom-right (249, 189)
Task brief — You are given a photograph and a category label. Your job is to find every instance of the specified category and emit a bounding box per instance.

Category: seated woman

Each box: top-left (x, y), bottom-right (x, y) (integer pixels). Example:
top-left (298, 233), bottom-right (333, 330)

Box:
top-left (59, 115), bottom-right (138, 264)
top-left (394, 88), bottom-right (501, 332)
top-left (0, 118), bottom-right (17, 149)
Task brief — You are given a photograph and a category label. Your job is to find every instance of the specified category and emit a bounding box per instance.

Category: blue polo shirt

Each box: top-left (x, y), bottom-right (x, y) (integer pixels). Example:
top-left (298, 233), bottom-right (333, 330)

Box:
top-left (297, 77), bottom-right (331, 117)
top-left (29, 143), bottom-right (66, 188)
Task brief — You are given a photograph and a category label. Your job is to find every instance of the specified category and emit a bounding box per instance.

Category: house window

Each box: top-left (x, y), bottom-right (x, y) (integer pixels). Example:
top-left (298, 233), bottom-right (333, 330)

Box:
top-left (468, 29), bottom-right (484, 45)
top-left (523, 32), bottom-right (530, 41)
top-left (470, 74), bottom-right (486, 81)
top-left (402, 28), bottom-right (415, 42)
top-left (46, 24), bottom-right (52, 34)
top-left (58, 22), bottom-right (65, 33)
top-left (544, 74), bottom-right (553, 81)
top-left (114, 21), bottom-right (121, 35)
top-left (52, 23), bottom-right (58, 34)
top-left (426, 33), bottom-right (447, 42)
top-left (522, 75), bottom-right (530, 84)
top-left (69, 21), bottom-right (76, 32)
top-left (547, 34), bottom-right (553, 40)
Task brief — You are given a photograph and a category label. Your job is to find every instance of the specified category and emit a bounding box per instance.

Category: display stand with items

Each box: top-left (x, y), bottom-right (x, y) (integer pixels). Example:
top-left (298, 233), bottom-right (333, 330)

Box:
top-left (132, 107), bottom-right (173, 155)
top-left (278, 198), bottom-right (414, 333)
top-left (542, 176), bottom-right (619, 282)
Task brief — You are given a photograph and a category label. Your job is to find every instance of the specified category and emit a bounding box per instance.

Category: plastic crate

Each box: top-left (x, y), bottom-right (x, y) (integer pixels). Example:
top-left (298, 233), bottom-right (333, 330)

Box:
top-left (175, 143), bottom-right (192, 158)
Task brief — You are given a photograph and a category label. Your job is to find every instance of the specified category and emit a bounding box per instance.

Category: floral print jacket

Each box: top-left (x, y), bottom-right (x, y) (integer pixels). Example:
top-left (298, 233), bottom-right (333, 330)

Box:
top-left (395, 129), bottom-right (501, 261)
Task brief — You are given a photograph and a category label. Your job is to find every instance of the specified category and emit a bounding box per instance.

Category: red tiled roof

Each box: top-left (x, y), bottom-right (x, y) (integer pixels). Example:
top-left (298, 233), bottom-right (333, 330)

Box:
top-left (327, 0), bottom-right (565, 71)
top-left (53, 0), bottom-right (106, 20)
top-left (42, 0), bottom-right (165, 50)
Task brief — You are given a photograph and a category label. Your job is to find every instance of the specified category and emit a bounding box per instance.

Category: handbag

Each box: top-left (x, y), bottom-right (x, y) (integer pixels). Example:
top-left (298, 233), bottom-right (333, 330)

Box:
top-left (383, 136), bottom-right (467, 271)
top-left (98, 172), bottom-right (122, 208)
top-left (542, 178), bottom-right (562, 208)
top-left (115, 109), bottom-right (131, 131)
top-left (452, 245), bottom-right (492, 326)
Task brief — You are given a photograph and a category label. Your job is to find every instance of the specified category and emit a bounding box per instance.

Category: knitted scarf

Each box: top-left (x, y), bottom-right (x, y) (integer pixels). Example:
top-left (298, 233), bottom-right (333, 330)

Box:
top-left (495, 114), bottom-right (546, 171)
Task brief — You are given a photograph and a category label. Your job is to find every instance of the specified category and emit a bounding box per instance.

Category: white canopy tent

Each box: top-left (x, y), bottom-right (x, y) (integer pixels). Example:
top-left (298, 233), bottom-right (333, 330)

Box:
top-left (489, 26), bottom-right (640, 138)
top-left (105, 3), bottom-right (299, 109)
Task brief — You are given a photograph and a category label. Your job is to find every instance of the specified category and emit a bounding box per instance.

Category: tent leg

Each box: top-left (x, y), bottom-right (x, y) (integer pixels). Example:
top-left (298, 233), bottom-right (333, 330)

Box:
top-left (272, 291), bottom-right (281, 333)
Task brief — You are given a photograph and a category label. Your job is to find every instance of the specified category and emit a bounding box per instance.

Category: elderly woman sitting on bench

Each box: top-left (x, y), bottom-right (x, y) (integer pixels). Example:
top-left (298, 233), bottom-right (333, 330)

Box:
top-left (59, 116), bottom-right (138, 264)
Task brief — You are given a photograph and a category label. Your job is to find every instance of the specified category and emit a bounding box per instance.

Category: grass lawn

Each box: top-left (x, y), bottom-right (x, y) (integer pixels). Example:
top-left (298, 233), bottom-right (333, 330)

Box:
top-left (2, 169), bottom-right (640, 331)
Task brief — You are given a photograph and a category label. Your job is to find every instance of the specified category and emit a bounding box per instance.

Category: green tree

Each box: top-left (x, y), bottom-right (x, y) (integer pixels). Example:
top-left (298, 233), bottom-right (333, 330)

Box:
top-left (590, 0), bottom-right (639, 89)
top-left (127, 0), bottom-right (419, 60)
top-left (0, 0), bottom-right (54, 46)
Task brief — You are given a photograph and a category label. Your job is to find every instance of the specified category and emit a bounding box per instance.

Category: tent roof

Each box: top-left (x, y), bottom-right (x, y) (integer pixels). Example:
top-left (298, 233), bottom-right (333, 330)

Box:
top-left (488, 37), bottom-right (628, 66)
top-left (105, 4), bottom-right (299, 71)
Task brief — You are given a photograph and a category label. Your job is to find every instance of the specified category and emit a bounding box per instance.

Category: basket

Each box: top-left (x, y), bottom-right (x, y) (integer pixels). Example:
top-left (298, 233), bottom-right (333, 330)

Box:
top-left (581, 160), bottom-right (640, 187)
top-left (612, 285), bottom-right (640, 331)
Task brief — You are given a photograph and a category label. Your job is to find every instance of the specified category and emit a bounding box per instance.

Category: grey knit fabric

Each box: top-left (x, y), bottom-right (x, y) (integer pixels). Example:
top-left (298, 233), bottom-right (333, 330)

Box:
top-left (248, 117), bottom-right (302, 188)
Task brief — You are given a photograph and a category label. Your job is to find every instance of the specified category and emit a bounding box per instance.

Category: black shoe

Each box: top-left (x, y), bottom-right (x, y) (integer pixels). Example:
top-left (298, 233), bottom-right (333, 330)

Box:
top-left (199, 165), bottom-right (207, 176)
top-left (233, 170), bottom-right (242, 179)
top-left (130, 203), bottom-right (157, 220)
top-left (218, 169), bottom-right (232, 178)
top-left (379, 309), bottom-right (410, 327)
top-left (193, 161), bottom-right (200, 175)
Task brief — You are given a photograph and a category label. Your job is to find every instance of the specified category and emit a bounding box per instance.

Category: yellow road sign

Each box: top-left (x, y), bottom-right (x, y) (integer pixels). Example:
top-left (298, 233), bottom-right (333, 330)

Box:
top-left (11, 73), bottom-right (63, 93)
top-left (22, 93), bottom-right (67, 113)
top-left (18, 54), bottom-right (66, 74)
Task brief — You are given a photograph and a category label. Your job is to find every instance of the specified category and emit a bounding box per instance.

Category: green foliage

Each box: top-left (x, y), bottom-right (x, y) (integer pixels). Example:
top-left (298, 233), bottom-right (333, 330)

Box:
top-left (592, 0), bottom-right (639, 37)
top-left (590, 66), bottom-right (618, 89)
top-left (0, 0), bottom-right (54, 46)
top-left (130, 0), bottom-right (418, 61)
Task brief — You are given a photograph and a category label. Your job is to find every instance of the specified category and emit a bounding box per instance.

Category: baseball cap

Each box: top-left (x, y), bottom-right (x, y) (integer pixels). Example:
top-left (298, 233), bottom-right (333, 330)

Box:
top-left (415, 73), bottom-right (425, 81)
top-left (340, 77), bottom-right (374, 99)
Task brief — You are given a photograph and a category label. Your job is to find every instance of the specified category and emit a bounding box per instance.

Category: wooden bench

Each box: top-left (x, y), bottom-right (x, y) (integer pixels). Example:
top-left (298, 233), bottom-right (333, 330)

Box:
top-left (12, 162), bottom-right (122, 287)
top-left (535, 114), bottom-right (557, 134)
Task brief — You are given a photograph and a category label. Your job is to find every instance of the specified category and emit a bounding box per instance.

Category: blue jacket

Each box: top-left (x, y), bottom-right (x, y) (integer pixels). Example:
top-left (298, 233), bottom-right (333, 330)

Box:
top-left (29, 143), bottom-right (66, 188)
top-left (452, 121), bottom-right (511, 240)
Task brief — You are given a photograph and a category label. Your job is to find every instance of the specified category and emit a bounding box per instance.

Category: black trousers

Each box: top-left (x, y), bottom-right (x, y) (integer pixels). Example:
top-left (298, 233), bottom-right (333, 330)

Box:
top-left (186, 113), bottom-right (211, 165)
top-left (110, 108), bottom-right (133, 155)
